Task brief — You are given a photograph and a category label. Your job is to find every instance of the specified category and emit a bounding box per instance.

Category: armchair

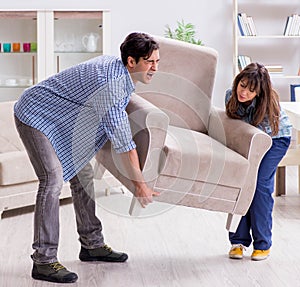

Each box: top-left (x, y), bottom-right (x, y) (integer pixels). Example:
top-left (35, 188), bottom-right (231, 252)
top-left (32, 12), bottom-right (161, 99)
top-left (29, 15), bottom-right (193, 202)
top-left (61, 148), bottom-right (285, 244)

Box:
top-left (95, 36), bottom-right (272, 231)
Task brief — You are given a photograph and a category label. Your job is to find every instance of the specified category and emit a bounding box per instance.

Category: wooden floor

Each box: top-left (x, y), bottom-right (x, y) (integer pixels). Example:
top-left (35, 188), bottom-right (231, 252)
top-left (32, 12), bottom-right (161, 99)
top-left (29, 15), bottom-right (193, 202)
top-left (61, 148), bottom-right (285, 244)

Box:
top-left (1, 166), bottom-right (300, 287)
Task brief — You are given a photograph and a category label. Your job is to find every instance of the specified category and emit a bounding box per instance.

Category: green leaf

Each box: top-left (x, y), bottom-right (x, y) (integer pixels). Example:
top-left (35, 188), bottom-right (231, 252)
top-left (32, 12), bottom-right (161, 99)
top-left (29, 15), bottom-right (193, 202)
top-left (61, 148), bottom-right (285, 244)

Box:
top-left (164, 19), bottom-right (204, 46)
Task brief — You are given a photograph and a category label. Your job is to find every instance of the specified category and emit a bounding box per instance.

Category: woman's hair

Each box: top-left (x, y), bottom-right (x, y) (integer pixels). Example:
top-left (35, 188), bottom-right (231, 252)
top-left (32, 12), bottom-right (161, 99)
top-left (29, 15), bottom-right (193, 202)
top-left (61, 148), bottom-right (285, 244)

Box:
top-left (120, 32), bottom-right (159, 66)
top-left (226, 62), bottom-right (280, 136)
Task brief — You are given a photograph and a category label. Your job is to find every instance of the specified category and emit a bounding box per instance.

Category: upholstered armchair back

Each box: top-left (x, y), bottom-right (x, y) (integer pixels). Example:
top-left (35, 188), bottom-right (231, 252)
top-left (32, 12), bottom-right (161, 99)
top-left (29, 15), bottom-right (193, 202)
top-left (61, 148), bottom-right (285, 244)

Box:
top-left (135, 36), bottom-right (218, 133)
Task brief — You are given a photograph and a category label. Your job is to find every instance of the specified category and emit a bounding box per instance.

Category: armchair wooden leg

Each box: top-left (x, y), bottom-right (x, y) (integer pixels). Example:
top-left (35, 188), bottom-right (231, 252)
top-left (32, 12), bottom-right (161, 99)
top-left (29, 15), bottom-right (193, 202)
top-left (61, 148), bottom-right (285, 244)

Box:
top-left (275, 166), bottom-right (286, 196)
top-left (226, 214), bottom-right (242, 232)
top-left (129, 196), bottom-right (143, 216)
top-left (105, 188), bottom-right (110, 196)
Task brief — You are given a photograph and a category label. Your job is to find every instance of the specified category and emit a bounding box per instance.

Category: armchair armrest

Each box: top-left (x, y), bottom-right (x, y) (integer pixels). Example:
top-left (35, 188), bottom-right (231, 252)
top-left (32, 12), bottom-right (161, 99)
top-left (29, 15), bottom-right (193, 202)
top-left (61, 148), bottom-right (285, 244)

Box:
top-left (208, 107), bottom-right (272, 160)
top-left (127, 93), bottom-right (170, 184)
top-left (208, 107), bottom-right (272, 216)
top-left (95, 93), bottom-right (169, 196)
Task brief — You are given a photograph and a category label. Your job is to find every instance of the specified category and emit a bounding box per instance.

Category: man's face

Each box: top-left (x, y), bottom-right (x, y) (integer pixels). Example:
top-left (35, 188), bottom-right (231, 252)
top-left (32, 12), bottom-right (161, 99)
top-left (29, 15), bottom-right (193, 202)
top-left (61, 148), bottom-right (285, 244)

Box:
top-left (129, 49), bottom-right (160, 84)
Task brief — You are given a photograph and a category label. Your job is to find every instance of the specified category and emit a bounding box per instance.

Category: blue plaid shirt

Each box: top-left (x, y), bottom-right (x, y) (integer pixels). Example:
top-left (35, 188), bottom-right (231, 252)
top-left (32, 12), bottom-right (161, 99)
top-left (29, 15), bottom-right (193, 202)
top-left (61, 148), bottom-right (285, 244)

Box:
top-left (14, 55), bottom-right (136, 181)
top-left (225, 89), bottom-right (292, 138)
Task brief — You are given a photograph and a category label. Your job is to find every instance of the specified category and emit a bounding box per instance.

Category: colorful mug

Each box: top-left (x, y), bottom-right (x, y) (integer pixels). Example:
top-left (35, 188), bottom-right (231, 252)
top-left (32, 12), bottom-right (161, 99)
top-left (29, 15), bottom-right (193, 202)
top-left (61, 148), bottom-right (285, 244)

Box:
top-left (3, 43), bottom-right (11, 52)
top-left (13, 42), bottom-right (20, 52)
top-left (23, 43), bottom-right (31, 52)
top-left (30, 42), bottom-right (37, 52)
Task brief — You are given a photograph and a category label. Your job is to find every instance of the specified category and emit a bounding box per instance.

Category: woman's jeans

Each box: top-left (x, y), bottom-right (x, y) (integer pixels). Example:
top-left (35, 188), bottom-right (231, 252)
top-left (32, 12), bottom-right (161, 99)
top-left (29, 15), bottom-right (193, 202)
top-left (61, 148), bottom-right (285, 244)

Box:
top-left (229, 136), bottom-right (291, 250)
top-left (15, 116), bottom-right (104, 264)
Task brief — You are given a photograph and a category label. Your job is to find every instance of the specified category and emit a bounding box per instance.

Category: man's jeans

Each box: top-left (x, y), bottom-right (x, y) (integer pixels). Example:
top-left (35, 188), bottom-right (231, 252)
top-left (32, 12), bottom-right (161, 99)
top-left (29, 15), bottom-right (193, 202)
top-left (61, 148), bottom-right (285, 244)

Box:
top-left (15, 116), bottom-right (104, 264)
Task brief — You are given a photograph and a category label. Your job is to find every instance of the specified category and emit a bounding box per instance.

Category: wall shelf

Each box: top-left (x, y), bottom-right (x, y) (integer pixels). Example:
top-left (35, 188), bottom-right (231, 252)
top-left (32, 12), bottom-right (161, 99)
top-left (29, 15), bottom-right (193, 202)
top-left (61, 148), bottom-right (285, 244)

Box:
top-left (233, 0), bottom-right (300, 100)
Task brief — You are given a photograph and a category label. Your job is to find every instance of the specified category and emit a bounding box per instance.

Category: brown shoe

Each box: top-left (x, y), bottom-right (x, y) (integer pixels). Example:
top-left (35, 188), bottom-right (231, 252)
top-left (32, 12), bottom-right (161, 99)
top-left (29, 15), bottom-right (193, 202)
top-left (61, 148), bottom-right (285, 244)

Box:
top-left (79, 244), bottom-right (128, 262)
top-left (32, 261), bottom-right (78, 283)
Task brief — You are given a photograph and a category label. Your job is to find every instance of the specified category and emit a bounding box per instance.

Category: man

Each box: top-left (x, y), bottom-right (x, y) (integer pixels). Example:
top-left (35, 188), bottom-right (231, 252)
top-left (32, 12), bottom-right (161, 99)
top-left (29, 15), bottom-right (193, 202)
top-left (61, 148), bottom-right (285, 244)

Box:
top-left (14, 32), bottom-right (160, 284)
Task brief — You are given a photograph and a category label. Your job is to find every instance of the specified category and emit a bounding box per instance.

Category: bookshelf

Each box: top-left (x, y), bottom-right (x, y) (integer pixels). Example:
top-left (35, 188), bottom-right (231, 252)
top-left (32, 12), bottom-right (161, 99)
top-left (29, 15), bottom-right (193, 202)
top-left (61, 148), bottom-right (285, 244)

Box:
top-left (233, 0), bottom-right (300, 100)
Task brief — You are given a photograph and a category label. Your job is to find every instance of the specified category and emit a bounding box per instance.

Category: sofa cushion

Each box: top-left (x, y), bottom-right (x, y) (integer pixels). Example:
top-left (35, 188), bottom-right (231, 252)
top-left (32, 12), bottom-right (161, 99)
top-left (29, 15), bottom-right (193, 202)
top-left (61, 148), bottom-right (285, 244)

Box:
top-left (0, 101), bottom-right (25, 153)
top-left (0, 151), bottom-right (37, 185)
top-left (159, 126), bottom-right (249, 188)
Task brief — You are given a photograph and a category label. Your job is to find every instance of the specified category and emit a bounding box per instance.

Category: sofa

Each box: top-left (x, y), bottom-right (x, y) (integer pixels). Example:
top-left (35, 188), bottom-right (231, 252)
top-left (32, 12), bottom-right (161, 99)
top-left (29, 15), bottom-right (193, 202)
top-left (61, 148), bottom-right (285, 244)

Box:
top-left (95, 36), bottom-right (272, 231)
top-left (0, 101), bottom-right (68, 216)
top-left (0, 101), bottom-right (121, 218)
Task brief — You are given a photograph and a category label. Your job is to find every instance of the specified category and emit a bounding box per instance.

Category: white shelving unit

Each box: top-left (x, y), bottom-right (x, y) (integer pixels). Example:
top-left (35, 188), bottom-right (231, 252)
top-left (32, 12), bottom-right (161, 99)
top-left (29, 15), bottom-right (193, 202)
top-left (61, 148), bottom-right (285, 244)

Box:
top-left (233, 0), bottom-right (300, 101)
top-left (0, 9), bottom-right (111, 102)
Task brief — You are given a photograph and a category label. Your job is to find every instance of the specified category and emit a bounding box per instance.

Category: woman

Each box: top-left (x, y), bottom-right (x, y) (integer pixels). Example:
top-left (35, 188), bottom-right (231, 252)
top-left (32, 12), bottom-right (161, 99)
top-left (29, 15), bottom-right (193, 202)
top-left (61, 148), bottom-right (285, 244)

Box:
top-left (225, 62), bottom-right (292, 261)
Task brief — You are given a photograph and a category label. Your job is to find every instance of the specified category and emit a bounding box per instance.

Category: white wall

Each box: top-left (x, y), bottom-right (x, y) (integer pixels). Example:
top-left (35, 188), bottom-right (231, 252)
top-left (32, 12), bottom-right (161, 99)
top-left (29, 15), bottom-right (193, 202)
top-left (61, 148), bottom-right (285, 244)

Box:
top-left (1, 0), bottom-right (234, 108)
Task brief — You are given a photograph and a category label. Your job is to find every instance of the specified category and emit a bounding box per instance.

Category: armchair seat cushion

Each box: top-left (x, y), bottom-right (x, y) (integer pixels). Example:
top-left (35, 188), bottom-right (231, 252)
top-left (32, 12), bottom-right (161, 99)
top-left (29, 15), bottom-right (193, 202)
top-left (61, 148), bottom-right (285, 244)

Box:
top-left (0, 151), bottom-right (37, 185)
top-left (160, 126), bottom-right (249, 188)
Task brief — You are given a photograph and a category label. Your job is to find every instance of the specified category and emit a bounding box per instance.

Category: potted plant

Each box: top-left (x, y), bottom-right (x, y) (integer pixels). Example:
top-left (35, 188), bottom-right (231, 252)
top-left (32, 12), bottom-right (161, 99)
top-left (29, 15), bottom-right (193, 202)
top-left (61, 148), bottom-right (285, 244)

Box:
top-left (164, 19), bottom-right (203, 46)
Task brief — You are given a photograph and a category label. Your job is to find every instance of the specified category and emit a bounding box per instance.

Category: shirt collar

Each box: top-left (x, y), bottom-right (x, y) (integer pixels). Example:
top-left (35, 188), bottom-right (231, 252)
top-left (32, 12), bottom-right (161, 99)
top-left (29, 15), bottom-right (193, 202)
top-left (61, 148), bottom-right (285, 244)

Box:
top-left (237, 97), bottom-right (257, 116)
top-left (124, 66), bottom-right (135, 92)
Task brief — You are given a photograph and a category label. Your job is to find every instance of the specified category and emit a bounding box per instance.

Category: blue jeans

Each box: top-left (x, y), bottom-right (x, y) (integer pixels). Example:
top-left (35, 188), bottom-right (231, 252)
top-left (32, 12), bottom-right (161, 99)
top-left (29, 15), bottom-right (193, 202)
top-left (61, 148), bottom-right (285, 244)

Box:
top-left (229, 136), bottom-right (291, 250)
top-left (15, 116), bottom-right (104, 264)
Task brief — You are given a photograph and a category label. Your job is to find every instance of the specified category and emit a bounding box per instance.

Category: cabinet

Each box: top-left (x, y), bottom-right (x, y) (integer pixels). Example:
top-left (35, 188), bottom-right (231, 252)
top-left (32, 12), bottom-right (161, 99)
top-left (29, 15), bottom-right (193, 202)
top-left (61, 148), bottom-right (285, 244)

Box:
top-left (233, 0), bottom-right (300, 100)
top-left (0, 9), bottom-right (111, 102)
top-left (0, 11), bottom-right (37, 101)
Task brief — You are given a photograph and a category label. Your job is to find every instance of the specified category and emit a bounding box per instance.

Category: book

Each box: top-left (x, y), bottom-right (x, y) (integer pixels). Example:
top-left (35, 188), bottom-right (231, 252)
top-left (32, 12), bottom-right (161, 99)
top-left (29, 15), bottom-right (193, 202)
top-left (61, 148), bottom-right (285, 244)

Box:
top-left (237, 13), bottom-right (256, 36)
top-left (265, 65), bottom-right (283, 73)
top-left (241, 12), bottom-right (251, 36)
top-left (283, 16), bottom-right (292, 36)
top-left (238, 55), bottom-right (252, 71)
top-left (237, 14), bottom-right (245, 36)
top-left (289, 14), bottom-right (298, 35)
top-left (284, 14), bottom-right (300, 36)
top-left (247, 16), bottom-right (257, 36)
top-left (294, 14), bottom-right (300, 36)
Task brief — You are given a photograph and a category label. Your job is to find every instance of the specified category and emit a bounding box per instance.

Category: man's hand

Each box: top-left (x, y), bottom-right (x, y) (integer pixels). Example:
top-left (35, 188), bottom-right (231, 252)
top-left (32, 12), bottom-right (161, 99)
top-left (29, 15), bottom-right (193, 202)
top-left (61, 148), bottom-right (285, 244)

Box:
top-left (134, 183), bottom-right (160, 208)
top-left (119, 149), bottom-right (160, 208)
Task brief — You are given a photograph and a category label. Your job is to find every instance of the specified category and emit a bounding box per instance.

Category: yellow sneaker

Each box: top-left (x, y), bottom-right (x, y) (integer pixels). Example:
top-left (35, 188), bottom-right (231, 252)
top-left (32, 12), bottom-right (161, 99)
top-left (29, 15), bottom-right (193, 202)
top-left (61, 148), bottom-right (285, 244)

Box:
top-left (229, 244), bottom-right (245, 259)
top-left (251, 249), bottom-right (270, 261)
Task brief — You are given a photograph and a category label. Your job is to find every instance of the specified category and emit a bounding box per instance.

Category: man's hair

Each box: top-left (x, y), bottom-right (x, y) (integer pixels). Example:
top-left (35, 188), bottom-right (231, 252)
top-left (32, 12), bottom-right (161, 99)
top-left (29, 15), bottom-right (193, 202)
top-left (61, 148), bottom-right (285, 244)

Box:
top-left (120, 32), bottom-right (159, 66)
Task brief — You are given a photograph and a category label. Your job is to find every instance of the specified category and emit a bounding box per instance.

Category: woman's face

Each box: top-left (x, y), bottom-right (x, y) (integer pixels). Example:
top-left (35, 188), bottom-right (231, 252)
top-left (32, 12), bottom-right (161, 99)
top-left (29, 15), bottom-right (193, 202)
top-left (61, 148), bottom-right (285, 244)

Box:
top-left (237, 79), bottom-right (257, 104)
